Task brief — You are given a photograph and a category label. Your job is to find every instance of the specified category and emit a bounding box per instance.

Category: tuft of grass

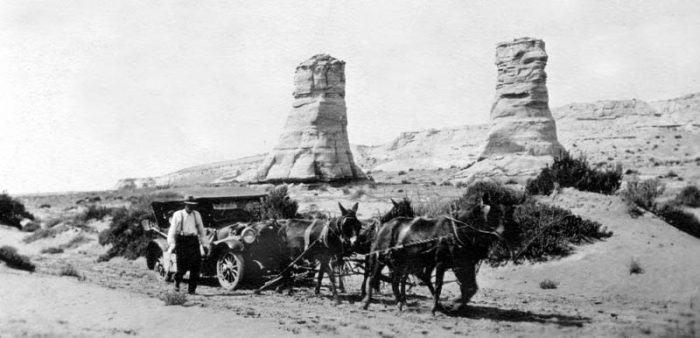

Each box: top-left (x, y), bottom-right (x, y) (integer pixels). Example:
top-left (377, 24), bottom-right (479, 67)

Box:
top-left (161, 291), bottom-right (187, 306)
top-left (629, 258), bottom-right (644, 274)
top-left (59, 264), bottom-right (86, 281)
top-left (676, 185), bottom-right (700, 208)
top-left (0, 246), bottom-right (36, 272)
top-left (539, 279), bottom-right (558, 289)
top-left (621, 177), bottom-right (665, 214)
top-left (41, 247), bottom-right (64, 254)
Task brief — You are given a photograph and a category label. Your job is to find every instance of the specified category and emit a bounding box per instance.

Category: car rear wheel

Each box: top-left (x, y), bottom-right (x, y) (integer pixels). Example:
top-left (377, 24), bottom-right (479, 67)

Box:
top-left (154, 252), bottom-right (174, 282)
top-left (217, 251), bottom-right (245, 290)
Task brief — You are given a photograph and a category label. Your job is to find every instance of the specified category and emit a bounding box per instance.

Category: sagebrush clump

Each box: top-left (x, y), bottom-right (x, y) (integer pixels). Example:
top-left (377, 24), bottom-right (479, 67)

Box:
top-left (676, 185), bottom-right (700, 207)
top-left (97, 196), bottom-right (159, 261)
top-left (259, 186), bottom-right (299, 219)
top-left (527, 151), bottom-right (622, 195)
top-left (0, 246), bottom-right (36, 272)
top-left (654, 203), bottom-right (700, 239)
top-left (0, 193), bottom-right (34, 229)
top-left (620, 177), bottom-right (665, 215)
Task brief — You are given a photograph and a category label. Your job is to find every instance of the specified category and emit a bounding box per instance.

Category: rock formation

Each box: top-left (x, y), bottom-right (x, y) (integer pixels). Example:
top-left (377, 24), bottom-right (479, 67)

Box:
top-left (453, 37), bottom-right (565, 183)
top-left (256, 54), bottom-right (366, 183)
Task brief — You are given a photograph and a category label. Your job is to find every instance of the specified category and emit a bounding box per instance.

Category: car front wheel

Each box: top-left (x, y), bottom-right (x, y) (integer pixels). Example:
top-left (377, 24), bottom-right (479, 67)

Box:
top-left (217, 251), bottom-right (245, 290)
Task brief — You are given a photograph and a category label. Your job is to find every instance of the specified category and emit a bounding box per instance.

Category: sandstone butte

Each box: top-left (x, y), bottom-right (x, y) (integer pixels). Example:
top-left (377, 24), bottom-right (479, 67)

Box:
top-left (255, 54), bottom-right (366, 184)
top-left (453, 37), bottom-right (566, 184)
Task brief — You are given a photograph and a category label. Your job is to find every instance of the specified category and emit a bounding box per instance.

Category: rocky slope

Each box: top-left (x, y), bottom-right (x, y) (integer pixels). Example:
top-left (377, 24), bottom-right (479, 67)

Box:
top-left (117, 92), bottom-right (700, 189)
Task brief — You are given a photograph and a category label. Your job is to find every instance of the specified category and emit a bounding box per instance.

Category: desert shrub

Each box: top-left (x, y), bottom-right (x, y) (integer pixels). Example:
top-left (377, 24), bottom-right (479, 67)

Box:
top-left (413, 197), bottom-right (457, 218)
top-left (676, 185), bottom-right (700, 208)
top-left (45, 218), bottom-right (62, 228)
top-left (397, 170), bottom-right (407, 176)
top-left (0, 193), bottom-right (34, 229)
top-left (489, 200), bottom-right (612, 264)
top-left (413, 181), bottom-right (610, 264)
top-left (97, 196), bottom-right (156, 261)
top-left (629, 258), bottom-right (644, 274)
top-left (621, 177), bottom-right (665, 214)
top-left (0, 246), bottom-right (36, 272)
top-left (654, 203), bottom-right (700, 239)
top-left (527, 152), bottom-right (622, 195)
top-left (161, 291), bottom-right (187, 306)
top-left (59, 264), bottom-right (86, 281)
top-left (461, 180), bottom-right (524, 206)
top-left (259, 186), bottom-right (299, 220)
top-left (41, 247), bottom-right (64, 254)
top-left (539, 279), bottom-right (558, 289)
top-left (350, 188), bottom-right (366, 199)
top-left (400, 179), bottom-right (411, 184)
top-left (526, 167), bottom-right (555, 195)
top-left (23, 224), bottom-right (70, 243)
top-left (77, 204), bottom-right (114, 222)
top-left (60, 234), bottom-right (91, 250)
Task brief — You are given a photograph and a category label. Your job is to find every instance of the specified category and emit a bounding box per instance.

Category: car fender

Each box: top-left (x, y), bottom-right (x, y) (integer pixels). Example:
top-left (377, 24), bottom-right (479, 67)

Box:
top-left (212, 238), bottom-right (244, 257)
top-left (146, 238), bottom-right (169, 270)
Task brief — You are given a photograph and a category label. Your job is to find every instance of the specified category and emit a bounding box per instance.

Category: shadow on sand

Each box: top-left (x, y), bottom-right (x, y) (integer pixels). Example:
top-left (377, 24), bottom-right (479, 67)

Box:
top-left (447, 305), bottom-right (591, 327)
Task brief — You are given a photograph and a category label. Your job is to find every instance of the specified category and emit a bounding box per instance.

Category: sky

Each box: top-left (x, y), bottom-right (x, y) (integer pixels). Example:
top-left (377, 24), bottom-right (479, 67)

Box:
top-left (1, 0), bottom-right (699, 194)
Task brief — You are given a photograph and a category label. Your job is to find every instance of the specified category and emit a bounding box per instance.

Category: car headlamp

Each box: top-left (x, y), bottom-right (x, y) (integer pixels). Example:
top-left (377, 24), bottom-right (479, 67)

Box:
top-left (241, 228), bottom-right (256, 244)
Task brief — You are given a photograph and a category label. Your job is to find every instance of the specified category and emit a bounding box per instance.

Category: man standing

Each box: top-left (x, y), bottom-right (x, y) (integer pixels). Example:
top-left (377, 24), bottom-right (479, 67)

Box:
top-left (167, 196), bottom-right (210, 294)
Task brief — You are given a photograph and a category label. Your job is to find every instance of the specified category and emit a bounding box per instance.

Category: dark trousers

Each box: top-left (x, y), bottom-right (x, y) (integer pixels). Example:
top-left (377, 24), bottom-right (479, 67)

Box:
top-left (174, 235), bottom-right (201, 293)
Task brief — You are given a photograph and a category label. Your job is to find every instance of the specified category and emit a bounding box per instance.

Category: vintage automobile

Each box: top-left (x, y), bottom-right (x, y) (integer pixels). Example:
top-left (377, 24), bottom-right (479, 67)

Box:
top-left (143, 193), bottom-right (288, 290)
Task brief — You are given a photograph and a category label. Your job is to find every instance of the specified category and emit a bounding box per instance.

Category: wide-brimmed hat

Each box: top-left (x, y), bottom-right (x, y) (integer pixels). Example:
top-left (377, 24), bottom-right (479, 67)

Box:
top-left (183, 196), bottom-right (198, 205)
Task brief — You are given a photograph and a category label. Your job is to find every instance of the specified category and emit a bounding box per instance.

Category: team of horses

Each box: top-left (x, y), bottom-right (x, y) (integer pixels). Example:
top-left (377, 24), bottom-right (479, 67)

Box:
top-left (274, 195), bottom-right (511, 314)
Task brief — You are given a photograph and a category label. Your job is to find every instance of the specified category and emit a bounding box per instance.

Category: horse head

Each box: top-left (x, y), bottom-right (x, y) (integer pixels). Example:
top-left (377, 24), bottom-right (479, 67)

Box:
top-left (338, 202), bottom-right (362, 247)
top-left (383, 198), bottom-right (415, 222)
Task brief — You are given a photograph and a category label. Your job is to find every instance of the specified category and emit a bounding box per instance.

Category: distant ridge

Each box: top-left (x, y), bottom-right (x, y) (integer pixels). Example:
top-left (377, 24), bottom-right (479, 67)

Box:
top-left (116, 92), bottom-right (700, 189)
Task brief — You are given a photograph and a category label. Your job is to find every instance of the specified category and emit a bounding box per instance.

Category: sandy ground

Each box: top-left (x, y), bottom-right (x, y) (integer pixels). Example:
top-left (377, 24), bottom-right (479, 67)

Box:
top-left (2, 187), bottom-right (700, 337)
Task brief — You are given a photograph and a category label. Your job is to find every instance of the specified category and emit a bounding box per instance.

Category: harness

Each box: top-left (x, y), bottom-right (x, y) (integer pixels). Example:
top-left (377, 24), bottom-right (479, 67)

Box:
top-left (363, 217), bottom-right (503, 258)
top-left (304, 215), bottom-right (351, 253)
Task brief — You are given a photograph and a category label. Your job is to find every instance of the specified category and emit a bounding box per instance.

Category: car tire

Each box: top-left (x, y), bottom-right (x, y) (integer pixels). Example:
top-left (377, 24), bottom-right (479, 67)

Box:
top-left (217, 251), bottom-right (245, 290)
top-left (154, 251), bottom-right (174, 283)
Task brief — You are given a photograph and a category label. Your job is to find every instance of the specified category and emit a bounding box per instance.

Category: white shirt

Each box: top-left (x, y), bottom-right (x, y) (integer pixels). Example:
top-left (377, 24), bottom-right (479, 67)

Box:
top-left (167, 209), bottom-right (208, 249)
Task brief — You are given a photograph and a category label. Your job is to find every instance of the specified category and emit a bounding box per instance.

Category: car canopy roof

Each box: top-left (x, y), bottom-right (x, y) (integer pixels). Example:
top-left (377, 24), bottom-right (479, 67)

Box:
top-left (151, 193), bottom-right (268, 229)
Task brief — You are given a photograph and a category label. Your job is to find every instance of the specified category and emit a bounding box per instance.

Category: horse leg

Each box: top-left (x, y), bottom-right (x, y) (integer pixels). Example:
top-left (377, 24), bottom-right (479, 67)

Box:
top-left (454, 262), bottom-right (478, 311)
top-left (432, 262), bottom-right (446, 315)
top-left (420, 265), bottom-right (435, 296)
top-left (392, 268), bottom-right (405, 311)
top-left (336, 258), bottom-right (346, 294)
top-left (315, 259), bottom-right (325, 296)
top-left (362, 259), bottom-right (383, 309)
top-left (325, 259), bottom-right (341, 305)
top-left (361, 255), bottom-right (372, 298)
top-left (400, 273), bottom-right (408, 308)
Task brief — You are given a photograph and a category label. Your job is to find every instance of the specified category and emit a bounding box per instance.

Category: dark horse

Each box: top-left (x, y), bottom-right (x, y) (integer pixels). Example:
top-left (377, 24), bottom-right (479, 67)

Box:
top-left (362, 197), bottom-right (508, 314)
top-left (355, 198), bottom-right (425, 297)
top-left (278, 202), bottom-right (362, 304)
